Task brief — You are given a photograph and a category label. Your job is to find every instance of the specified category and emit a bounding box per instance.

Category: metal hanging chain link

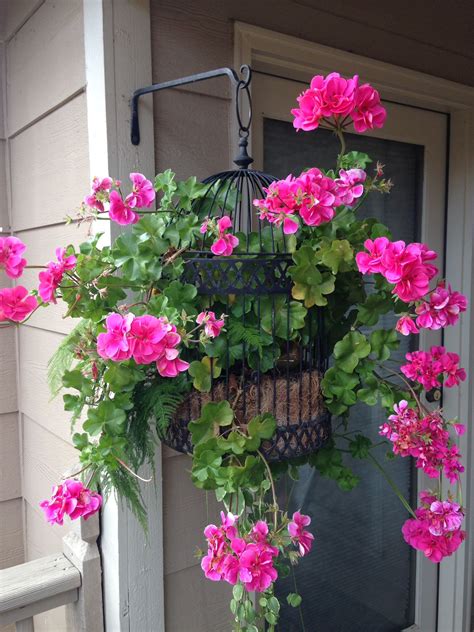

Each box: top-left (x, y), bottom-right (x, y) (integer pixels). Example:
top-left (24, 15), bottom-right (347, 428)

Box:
top-left (235, 65), bottom-right (253, 138)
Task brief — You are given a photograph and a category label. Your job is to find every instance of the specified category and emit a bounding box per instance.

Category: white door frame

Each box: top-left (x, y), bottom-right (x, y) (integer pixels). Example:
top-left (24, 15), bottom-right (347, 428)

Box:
top-left (235, 21), bottom-right (474, 632)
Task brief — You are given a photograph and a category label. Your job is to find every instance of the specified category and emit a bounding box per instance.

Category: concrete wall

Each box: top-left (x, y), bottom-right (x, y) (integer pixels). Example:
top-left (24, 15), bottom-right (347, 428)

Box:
top-left (0, 1), bottom-right (91, 630)
top-left (150, 1), bottom-right (473, 629)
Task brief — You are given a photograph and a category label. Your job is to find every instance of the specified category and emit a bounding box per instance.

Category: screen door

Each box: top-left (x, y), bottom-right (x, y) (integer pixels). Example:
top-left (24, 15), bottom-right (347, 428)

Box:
top-left (251, 72), bottom-right (448, 632)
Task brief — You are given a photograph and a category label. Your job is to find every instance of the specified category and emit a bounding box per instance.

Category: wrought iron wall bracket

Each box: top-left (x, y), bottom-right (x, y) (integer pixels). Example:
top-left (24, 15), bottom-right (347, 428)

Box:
top-left (130, 65), bottom-right (252, 146)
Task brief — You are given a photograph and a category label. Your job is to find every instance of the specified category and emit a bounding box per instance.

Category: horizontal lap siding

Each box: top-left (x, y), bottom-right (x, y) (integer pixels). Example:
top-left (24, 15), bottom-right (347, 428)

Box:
top-left (6, 0), bottom-right (85, 136)
top-left (0, 34), bottom-right (23, 601)
top-left (3, 1), bottom-right (89, 630)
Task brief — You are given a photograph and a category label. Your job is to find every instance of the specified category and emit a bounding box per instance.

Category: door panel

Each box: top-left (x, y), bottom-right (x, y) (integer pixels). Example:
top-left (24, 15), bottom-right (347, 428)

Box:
top-left (252, 73), bottom-right (448, 632)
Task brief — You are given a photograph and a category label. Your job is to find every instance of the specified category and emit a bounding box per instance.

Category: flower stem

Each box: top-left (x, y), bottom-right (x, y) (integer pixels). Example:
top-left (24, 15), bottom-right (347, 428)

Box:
top-left (115, 456), bottom-right (153, 482)
top-left (257, 449), bottom-right (278, 530)
top-left (367, 453), bottom-right (417, 519)
top-left (291, 565), bottom-right (306, 632)
top-left (335, 127), bottom-right (346, 167)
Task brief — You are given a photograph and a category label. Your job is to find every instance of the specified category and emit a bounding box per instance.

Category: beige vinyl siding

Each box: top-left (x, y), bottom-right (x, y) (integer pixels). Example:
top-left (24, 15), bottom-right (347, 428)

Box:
top-left (1, 1), bottom-right (90, 630)
top-left (150, 1), bottom-right (473, 629)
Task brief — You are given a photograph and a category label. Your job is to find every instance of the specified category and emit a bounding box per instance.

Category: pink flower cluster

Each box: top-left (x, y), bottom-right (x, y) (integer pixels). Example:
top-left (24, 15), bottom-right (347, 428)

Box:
top-left (84, 173), bottom-right (155, 225)
top-left (40, 479), bottom-right (102, 526)
top-left (38, 247), bottom-right (77, 303)
top-left (201, 512), bottom-right (278, 592)
top-left (288, 511), bottom-right (314, 556)
top-left (402, 491), bottom-right (465, 563)
top-left (380, 400), bottom-right (464, 483)
top-left (0, 285), bottom-right (38, 322)
top-left (401, 346), bottom-right (466, 390)
top-left (201, 216), bottom-right (239, 256)
top-left (356, 237), bottom-right (438, 302)
top-left (253, 167), bottom-right (366, 235)
top-left (0, 236), bottom-right (27, 279)
top-left (415, 283), bottom-right (468, 330)
top-left (291, 73), bottom-right (386, 133)
top-left (84, 176), bottom-right (115, 212)
top-left (97, 312), bottom-right (189, 378)
top-left (196, 311), bottom-right (225, 338)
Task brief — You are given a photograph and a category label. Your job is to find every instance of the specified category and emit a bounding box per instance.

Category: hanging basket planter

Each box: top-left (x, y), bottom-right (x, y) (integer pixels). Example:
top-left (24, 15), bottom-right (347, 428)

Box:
top-left (163, 369), bottom-right (331, 461)
top-left (160, 164), bottom-right (331, 461)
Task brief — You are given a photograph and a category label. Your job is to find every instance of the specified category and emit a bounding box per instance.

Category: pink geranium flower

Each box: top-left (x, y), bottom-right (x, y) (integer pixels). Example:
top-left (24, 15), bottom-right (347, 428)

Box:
top-left (351, 84), bottom-right (387, 132)
top-left (401, 346), bottom-right (465, 391)
top-left (210, 216), bottom-right (239, 256)
top-left (0, 286), bottom-right (38, 322)
top-left (155, 324), bottom-right (190, 377)
top-left (355, 237), bottom-right (390, 275)
top-left (40, 479), bottom-right (102, 525)
top-left (291, 73), bottom-right (358, 130)
top-left (334, 168), bottom-right (366, 206)
top-left (196, 311), bottom-right (225, 338)
top-left (396, 315), bottom-right (420, 336)
top-left (238, 542), bottom-right (278, 592)
top-left (38, 247), bottom-right (77, 303)
top-left (129, 172), bottom-right (155, 208)
top-left (356, 239), bottom-right (438, 302)
top-left (380, 400), bottom-right (464, 483)
top-left (0, 236), bottom-right (27, 279)
top-left (416, 283), bottom-right (468, 330)
top-left (84, 176), bottom-right (114, 211)
top-left (253, 175), bottom-right (301, 234)
top-left (288, 511), bottom-right (314, 556)
top-left (109, 190), bottom-right (140, 226)
top-left (129, 315), bottom-right (169, 364)
top-left (97, 312), bottom-right (134, 361)
top-left (402, 492), bottom-right (465, 563)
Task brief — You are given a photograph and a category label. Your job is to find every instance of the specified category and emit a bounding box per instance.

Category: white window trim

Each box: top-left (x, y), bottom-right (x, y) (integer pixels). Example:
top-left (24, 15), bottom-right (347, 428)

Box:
top-left (234, 21), bottom-right (474, 632)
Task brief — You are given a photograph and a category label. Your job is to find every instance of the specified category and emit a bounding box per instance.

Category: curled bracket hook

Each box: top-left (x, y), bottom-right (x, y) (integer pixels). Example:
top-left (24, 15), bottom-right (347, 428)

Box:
top-left (130, 65), bottom-right (251, 146)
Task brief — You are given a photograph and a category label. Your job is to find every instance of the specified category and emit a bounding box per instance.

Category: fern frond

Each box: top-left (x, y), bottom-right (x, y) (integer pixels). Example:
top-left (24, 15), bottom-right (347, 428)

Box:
top-left (228, 321), bottom-right (272, 353)
top-left (47, 320), bottom-right (91, 397)
top-left (100, 466), bottom-right (148, 530)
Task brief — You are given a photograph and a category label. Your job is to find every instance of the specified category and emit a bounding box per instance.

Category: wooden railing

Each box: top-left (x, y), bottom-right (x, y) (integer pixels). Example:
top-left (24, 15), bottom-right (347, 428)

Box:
top-left (0, 514), bottom-right (103, 632)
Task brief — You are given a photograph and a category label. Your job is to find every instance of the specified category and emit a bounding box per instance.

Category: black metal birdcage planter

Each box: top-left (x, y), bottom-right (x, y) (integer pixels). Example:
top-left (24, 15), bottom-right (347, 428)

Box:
top-left (162, 166), bottom-right (331, 462)
top-left (133, 65), bottom-right (331, 462)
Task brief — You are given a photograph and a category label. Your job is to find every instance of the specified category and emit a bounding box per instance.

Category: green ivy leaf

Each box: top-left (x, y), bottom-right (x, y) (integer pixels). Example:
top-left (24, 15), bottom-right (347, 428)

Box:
top-left (317, 239), bottom-right (354, 274)
top-left (333, 331), bottom-right (371, 373)
top-left (245, 413), bottom-right (277, 451)
top-left (103, 364), bottom-right (142, 393)
top-left (188, 357), bottom-right (221, 392)
top-left (310, 444), bottom-right (360, 490)
top-left (260, 296), bottom-right (307, 338)
top-left (83, 400), bottom-right (126, 436)
top-left (338, 151), bottom-right (372, 170)
top-left (357, 375), bottom-right (380, 406)
top-left (356, 294), bottom-right (393, 326)
top-left (163, 281), bottom-right (198, 315)
top-left (189, 401), bottom-right (234, 446)
top-left (321, 367), bottom-right (359, 405)
top-left (287, 593), bottom-right (302, 608)
top-left (289, 246), bottom-right (336, 307)
top-left (348, 434), bottom-right (373, 459)
top-left (369, 329), bottom-right (399, 361)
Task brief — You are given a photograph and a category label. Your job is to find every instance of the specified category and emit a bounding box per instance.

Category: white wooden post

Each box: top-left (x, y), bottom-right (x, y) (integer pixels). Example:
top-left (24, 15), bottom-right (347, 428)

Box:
top-left (62, 514), bottom-right (103, 632)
